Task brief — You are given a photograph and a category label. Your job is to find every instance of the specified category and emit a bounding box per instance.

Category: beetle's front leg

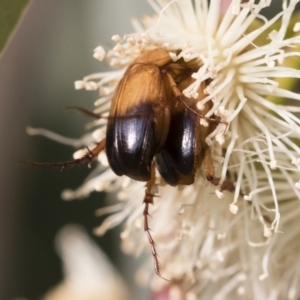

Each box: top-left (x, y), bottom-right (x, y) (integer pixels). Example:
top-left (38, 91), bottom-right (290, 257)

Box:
top-left (203, 150), bottom-right (236, 193)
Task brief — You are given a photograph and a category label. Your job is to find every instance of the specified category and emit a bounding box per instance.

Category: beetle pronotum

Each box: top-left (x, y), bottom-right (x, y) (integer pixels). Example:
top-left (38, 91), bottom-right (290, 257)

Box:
top-left (24, 48), bottom-right (234, 279)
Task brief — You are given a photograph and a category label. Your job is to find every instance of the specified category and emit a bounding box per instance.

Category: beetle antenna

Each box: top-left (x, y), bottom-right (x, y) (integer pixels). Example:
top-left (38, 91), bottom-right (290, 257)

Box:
top-left (21, 139), bottom-right (106, 169)
top-left (179, 96), bottom-right (228, 126)
top-left (68, 106), bottom-right (154, 121)
top-left (164, 71), bottom-right (228, 127)
top-left (143, 166), bottom-right (169, 281)
top-left (67, 106), bottom-right (101, 120)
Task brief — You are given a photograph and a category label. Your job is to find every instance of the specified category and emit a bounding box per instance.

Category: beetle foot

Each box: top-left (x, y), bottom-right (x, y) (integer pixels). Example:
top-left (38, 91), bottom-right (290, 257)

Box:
top-left (206, 175), bottom-right (245, 197)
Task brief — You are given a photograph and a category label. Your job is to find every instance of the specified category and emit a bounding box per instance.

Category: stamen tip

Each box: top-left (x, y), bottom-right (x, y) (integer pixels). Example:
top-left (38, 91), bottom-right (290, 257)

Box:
top-left (85, 81), bottom-right (98, 91)
top-left (244, 195), bottom-right (252, 201)
top-left (229, 204), bottom-right (238, 214)
top-left (111, 34), bottom-right (122, 43)
top-left (215, 190), bottom-right (224, 199)
top-left (293, 22), bottom-right (300, 32)
top-left (264, 227), bottom-right (272, 238)
top-left (93, 46), bottom-right (106, 61)
top-left (259, 273), bottom-right (268, 281)
top-left (295, 181), bottom-right (300, 190)
top-left (26, 126), bottom-right (34, 135)
top-left (61, 189), bottom-right (74, 201)
top-left (169, 51), bottom-right (178, 61)
top-left (217, 233), bottom-right (226, 240)
top-left (270, 160), bottom-right (277, 169)
top-left (74, 80), bottom-right (85, 90)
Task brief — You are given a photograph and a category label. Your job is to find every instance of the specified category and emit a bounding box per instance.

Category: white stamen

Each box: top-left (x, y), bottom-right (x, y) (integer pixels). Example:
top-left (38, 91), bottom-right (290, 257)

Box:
top-left (293, 22), bottom-right (300, 32)
top-left (93, 46), bottom-right (106, 61)
top-left (74, 80), bottom-right (85, 90)
top-left (112, 34), bottom-right (122, 43)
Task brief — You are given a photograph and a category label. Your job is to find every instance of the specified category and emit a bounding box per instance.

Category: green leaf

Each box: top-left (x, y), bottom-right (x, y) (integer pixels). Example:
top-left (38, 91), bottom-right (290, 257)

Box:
top-left (0, 0), bottom-right (31, 57)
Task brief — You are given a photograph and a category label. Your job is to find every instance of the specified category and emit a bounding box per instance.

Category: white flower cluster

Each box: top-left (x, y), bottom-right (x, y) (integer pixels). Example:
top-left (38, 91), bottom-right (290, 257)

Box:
top-left (30, 0), bottom-right (300, 299)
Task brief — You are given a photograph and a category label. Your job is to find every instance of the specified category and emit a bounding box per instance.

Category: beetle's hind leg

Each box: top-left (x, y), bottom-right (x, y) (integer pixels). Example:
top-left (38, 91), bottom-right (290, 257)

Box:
top-left (143, 165), bottom-right (168, 281)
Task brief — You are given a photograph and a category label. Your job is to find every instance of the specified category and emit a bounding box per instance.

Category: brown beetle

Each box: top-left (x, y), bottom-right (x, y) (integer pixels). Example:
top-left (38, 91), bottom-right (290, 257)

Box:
top-left (105, 49), bottom-right (173, 181)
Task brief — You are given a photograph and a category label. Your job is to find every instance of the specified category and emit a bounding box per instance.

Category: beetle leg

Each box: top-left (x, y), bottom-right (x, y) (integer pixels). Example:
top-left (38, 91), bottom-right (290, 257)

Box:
top-left (203, 150), bottom-right (236, 193)
top-left (205, 150), bottom-right (265, 218)
top-left (22, 139), bottom-right (106, 170)
top-left (84, 139), bottom-right (106, 168)
top-left (143, 165), bottom-right (169, 281)
top-left (164, 71), bottom-right (183, 104)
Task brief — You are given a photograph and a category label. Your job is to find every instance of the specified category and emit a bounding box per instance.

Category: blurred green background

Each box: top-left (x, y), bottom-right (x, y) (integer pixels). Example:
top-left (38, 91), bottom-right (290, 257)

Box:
top-left (0, 1), bottom-right (152, 299)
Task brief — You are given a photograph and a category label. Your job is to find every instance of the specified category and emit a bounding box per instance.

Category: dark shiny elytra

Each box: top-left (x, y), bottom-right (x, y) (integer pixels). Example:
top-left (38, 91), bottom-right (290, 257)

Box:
top-left (106, 103), bottom-right (156, 181)
top-left (156, 106), bottom-right (198, 186)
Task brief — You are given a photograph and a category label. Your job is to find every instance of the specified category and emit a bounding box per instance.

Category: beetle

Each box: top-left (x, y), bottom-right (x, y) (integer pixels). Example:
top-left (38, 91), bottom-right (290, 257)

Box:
top-left (105, 49), bottom-right (173, 181)
top-left (155, 77), bottom-right (213, 186)
top-left (23, 48), bottom-right (231, 279)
